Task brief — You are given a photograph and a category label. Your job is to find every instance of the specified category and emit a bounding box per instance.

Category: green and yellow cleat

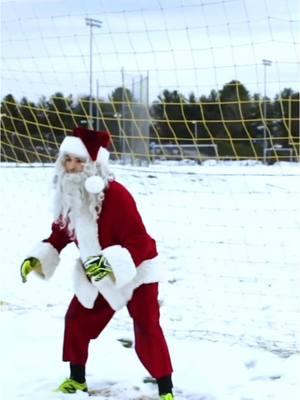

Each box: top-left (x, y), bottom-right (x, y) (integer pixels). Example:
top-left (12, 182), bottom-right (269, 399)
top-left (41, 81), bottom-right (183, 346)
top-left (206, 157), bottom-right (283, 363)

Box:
top-left (54, 378), bottom-right (88, 394)
top-left (160, 394), bottom-right (175, 400)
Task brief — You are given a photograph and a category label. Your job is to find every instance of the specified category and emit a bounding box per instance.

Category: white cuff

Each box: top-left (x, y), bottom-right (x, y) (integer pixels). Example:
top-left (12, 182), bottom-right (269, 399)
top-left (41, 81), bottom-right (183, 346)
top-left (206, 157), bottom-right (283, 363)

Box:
top-left (27, 242), bottom-right (60, 280)
top-left (92, 276), bottom-right (134, 311)
top-left (102, 245), bottom-right (136, 288)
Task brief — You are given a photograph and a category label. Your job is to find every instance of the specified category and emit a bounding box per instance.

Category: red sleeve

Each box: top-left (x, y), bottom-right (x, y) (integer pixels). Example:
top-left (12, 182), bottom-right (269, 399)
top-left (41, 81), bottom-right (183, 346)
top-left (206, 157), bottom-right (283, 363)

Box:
top-left (100, 181), bottom-right (158, 266)
top-left (42, 221), bottom-right (73, 253)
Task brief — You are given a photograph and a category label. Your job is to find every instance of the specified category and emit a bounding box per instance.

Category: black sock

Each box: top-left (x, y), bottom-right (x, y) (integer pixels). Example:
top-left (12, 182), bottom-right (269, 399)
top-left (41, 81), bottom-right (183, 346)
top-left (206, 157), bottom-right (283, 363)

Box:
top-left (157, 375), bottom-right (173, 395)
top-left (70, 364), bottom-right (86, 383)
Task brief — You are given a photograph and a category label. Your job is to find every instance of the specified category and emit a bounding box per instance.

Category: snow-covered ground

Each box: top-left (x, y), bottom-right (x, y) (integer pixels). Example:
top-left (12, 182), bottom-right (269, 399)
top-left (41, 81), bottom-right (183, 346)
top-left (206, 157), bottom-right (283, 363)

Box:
top-left (1, 161), bottom-right (300, 400)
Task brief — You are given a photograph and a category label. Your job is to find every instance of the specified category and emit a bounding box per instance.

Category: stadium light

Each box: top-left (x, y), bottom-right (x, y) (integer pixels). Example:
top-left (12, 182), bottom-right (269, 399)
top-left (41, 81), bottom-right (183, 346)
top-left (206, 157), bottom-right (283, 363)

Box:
top-left (85, 17), bottom-right (102, 129)
top-left (262, 59), bottom-right (272, 163)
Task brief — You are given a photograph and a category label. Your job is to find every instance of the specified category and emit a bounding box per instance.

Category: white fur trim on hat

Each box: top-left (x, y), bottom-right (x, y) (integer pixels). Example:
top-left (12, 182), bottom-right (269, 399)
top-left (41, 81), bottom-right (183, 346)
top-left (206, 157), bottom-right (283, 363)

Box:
top-left (59, 136), bottom-right (90, 159)
top-left (27, 241), bottom-right (60, 280)
top-left (60, 136), bottom-right (110, 165)
top-left (97, 147), bottom-right (110, 164)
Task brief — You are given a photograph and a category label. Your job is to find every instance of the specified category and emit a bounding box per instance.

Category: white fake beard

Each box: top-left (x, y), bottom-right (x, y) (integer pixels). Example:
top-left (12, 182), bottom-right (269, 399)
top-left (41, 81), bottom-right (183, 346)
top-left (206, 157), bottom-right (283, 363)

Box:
top-left (53, 170), bottom-right (104, 234)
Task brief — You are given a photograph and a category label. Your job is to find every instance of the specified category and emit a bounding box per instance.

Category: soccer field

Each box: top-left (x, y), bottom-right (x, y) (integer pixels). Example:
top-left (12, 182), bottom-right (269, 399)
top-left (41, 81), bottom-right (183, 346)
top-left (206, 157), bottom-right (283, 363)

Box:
top-left (0, 161), bottom-right (299, 399)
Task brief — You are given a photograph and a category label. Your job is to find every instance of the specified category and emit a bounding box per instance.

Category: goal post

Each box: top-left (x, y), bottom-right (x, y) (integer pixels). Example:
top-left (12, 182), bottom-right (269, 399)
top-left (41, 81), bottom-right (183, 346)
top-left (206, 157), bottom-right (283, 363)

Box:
top-left (264, 147), bottom-right (294, 164)
top-left (150, 143), bottom-right (219, 163)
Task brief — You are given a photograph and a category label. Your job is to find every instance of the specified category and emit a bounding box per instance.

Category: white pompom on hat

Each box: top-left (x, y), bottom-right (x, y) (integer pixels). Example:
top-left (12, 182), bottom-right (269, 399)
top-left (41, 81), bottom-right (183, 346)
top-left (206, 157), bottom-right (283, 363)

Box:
top-left (84, 175), bottom-right (105, 194)
top-left (59, 127), bottom-right (111, 193)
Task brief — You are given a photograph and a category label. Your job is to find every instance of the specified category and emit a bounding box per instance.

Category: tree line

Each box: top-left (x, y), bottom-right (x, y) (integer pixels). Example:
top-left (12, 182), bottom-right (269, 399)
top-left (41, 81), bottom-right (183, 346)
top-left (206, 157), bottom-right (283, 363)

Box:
top-left (1, 80), bottom-right (299, 163)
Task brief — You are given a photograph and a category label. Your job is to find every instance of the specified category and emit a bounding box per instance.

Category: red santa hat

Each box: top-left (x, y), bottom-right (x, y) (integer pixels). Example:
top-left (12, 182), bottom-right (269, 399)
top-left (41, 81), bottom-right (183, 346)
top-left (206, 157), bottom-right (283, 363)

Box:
top-left (59, 127), bottom-right (111, 194)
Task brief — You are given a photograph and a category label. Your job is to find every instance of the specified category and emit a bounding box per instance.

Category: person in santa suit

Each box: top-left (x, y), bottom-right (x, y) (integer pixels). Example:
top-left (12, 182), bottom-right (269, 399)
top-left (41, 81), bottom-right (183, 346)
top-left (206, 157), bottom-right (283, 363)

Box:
top-left (20, 127), bottom-right (175, 400)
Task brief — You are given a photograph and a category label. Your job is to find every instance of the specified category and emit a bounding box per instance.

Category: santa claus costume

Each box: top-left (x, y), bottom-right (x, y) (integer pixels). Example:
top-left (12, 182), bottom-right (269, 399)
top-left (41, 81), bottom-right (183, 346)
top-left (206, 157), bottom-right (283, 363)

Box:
top-left (24, 127), bottom-right (174, 397)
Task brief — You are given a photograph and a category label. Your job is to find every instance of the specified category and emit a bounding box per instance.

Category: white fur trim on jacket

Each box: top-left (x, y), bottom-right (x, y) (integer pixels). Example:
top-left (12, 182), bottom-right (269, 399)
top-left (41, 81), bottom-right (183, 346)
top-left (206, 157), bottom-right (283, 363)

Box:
top-left (75, 211), bottom-right (102, 262)
top-left (73, 249), bottom-right (165, 310)
top-left (27, 242), bottom-right (60, 280)
top-left (129, 256), bottom-right (166, 286)
top-left (73, 258), bottom-right (132, 310)
top-left (101, 245), bottom-right (136, 288)
top-left (73, 259), bottom-right (98, 309)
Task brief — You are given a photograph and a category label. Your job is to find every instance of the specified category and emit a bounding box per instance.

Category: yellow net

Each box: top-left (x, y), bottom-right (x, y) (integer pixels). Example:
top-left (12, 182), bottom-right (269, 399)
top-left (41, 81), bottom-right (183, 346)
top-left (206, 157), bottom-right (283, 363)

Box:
top-left (1, 0), bottom-right (299, 164)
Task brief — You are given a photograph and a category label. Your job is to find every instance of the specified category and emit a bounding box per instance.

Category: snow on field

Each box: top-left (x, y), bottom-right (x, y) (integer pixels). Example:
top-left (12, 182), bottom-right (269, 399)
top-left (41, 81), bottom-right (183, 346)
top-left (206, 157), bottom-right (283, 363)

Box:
top-left (1, 161), bottom-right (299, 399)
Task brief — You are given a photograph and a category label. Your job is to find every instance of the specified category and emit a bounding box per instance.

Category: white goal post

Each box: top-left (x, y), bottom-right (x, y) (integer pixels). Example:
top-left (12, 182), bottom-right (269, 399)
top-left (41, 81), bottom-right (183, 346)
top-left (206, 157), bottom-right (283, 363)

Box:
top-left (264, 147), bottom-right (294, 164)
top-left (150, 143), bottom-right (219, 163)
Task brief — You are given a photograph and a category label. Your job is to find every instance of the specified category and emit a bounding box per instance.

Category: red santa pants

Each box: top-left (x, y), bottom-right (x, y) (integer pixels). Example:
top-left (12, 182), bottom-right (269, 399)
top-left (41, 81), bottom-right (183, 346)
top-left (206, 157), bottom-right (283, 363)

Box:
top-left (63, 283), bottom-right (173, 379)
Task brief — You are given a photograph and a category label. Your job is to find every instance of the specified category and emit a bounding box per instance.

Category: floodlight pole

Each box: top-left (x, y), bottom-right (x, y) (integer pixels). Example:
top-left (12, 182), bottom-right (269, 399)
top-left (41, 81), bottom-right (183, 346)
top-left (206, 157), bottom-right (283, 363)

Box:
top-left (121, 67), bottom-right (126, 159)
top-left (262, 59), bottom-right (272, 163)
top-left (96, 79), bottom-right (100, 130)
top-left (85, 17), bottom-right (102, 129)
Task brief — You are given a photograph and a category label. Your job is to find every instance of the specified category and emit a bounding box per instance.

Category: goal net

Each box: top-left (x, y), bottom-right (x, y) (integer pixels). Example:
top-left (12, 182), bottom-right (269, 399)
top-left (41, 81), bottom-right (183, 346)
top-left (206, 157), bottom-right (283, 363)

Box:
top-left (1, 0), bottom-right (299, 356)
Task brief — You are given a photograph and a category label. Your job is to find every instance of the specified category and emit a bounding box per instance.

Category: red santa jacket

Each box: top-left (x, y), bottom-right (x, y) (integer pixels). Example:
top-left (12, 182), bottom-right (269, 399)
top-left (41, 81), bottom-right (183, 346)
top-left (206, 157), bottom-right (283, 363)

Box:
top-left (27, 180), bottom-right (164, 310)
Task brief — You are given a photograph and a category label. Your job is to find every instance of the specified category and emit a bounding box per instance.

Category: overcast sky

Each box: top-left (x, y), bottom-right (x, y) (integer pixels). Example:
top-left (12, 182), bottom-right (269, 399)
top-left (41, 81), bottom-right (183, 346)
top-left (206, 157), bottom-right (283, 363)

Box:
top-left (1, 0), bottom-right (299, 102)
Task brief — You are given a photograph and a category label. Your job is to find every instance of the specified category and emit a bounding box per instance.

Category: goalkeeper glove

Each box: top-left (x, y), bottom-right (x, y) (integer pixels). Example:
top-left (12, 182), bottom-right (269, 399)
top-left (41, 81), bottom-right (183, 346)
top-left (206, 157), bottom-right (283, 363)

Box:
top-left (20, 257), bottom-right (42, 283)
top-left (83, 255), bottom-right (114, 282)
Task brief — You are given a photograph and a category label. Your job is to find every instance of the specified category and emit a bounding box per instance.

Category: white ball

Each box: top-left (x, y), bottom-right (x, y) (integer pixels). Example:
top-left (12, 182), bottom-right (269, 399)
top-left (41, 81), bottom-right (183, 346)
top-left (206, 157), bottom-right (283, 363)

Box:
top-left (84, 176), bottom-right (105, 194)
